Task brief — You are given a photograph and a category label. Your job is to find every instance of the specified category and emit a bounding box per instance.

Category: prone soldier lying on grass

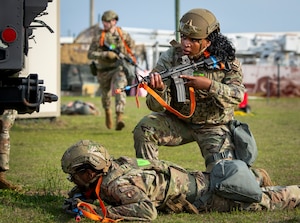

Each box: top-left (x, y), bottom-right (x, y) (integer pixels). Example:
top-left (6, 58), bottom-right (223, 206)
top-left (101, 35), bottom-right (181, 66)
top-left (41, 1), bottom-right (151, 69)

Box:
top-left (61, 140), bottom-right (300, 222)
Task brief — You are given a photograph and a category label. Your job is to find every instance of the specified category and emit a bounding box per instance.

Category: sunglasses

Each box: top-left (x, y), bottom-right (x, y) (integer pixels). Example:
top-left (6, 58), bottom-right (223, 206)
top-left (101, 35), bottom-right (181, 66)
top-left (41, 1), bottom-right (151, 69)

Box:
top-left (67, 168), bottom-right (86, 182)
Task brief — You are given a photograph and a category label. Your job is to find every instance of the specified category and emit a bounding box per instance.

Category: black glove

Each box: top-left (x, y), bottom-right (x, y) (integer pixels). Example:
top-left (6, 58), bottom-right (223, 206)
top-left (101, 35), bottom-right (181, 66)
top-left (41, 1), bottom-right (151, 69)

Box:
top-left (62, 193), bottom-right (96, 217)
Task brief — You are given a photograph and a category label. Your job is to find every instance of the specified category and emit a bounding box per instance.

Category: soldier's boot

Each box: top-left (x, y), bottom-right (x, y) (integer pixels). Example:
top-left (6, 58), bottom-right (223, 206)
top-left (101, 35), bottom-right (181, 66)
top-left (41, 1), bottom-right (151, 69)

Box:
top-left (253, 168), bottom-right (274, 187)
top-left (115, 112), bottom-right (125, 131)
top-left (105, 109), bottom-right (113, 129)
top-left (0, 171), bottom-right (21, 190)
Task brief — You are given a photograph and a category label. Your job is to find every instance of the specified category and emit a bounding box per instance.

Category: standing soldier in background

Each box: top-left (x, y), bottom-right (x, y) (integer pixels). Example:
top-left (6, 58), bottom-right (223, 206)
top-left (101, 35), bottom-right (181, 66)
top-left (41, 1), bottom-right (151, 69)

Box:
top-left (88, 10), bottom-right (135, 131)
top-left (0, 109), bottom-right (20, 190)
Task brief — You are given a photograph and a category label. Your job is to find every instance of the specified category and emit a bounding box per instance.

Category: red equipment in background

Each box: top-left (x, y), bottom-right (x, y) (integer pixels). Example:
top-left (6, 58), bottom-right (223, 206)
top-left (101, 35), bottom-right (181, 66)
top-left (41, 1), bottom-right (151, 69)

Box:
top-left (238, 91), bottom-right (251, 113)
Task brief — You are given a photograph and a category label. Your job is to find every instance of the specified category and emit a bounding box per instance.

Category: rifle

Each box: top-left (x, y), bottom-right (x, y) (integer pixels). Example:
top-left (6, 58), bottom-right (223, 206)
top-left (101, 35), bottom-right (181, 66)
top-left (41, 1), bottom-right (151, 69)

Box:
top-left (103, 41), bottom-right (143, 70)
top-left (71, 193), bottom-right (85, 222)
top-left (116, 55), bottom-right (231, 103)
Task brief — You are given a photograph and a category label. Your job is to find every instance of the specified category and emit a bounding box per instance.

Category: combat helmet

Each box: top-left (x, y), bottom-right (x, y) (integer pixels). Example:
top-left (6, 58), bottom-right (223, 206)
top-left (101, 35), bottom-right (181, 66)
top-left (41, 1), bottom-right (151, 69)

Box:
top-left (101, 10), bottom-right (119, 22)
top-left (179, 8), bottom-right (220, 39)
top-left (61, 140), bottom-right (111, 175)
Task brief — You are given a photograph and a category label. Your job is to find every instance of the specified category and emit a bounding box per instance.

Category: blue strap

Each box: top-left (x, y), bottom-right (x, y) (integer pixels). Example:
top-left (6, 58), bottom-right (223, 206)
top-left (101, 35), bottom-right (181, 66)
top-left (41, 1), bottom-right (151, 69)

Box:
top-left (210, 56), bottom-right (217, 68)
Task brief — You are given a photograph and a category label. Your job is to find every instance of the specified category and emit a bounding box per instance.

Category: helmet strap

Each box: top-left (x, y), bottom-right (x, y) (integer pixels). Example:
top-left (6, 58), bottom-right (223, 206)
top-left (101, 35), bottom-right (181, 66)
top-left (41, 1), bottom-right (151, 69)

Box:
top-left (89, 173), bottom-right (102, 185)
top-left (190, 40), bottom-right (207, 60)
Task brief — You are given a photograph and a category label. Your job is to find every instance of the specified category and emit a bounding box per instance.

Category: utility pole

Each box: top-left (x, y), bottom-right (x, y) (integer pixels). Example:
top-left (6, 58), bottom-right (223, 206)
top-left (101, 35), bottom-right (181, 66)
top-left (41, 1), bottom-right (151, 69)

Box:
top-left (275, 52), bottom-right (282, 98)
top-left (90, 0), bottom-right (94, 27)
top-left (277, 60), bottom-right (281, 98)
top-left (175, 0), bottom-right (180, 41)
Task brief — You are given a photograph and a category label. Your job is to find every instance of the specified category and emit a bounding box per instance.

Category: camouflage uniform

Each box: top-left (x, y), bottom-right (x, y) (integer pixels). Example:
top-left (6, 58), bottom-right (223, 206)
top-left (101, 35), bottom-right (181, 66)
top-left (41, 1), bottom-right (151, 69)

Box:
top-left (0, 110), bottom-right (17, 171)
top-left (66, 157), bottom-right (300, 221)
top-left (87, 26), bottom-right (134, 117)
top-left (133, 45), bottom-right (245, 172)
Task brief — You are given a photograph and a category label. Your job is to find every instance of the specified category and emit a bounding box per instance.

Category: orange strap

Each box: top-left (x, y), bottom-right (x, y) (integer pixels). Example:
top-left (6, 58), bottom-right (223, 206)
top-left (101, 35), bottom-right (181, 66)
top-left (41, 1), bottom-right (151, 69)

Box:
top-left (99, 31), bottom-right (105, 47)
top-left (139, 83), bottom-right (196, 119)
top-left (99, 27), bottom-right (136, 64)
top-left (77, 176), bottom-right (123, 222)
top-left (135, 89), bottom-right (141, 108)
top-left (116, 27), bottom-right (137, 64)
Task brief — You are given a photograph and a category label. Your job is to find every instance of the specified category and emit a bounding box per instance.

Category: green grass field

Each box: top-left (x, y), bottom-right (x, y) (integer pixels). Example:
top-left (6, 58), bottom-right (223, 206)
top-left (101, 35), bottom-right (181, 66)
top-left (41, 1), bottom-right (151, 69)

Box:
top-left (0, 96), bottom-right (299, 223)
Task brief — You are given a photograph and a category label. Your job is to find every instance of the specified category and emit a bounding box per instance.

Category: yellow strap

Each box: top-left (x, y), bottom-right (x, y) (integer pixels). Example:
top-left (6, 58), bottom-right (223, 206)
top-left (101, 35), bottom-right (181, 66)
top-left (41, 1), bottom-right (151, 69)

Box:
top-left (139, 83), bottom-right (196, 119)
top-left (77, 176), bottom-right (123, 222)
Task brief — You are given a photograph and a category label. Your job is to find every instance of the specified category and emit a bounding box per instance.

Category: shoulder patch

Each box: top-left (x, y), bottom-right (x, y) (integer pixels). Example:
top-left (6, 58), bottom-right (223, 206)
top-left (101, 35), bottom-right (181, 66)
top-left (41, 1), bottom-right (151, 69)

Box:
top-left (117, 184), bottom-right (141, 202)
top-left (229, 59), bottom-right (241, 72)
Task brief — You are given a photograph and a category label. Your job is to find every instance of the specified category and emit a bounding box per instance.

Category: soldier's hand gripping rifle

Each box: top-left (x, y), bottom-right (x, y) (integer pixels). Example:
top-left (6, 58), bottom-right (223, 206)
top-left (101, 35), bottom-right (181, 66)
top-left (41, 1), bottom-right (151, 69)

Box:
top-left (116, 55), bottom-right (231, 103)
top-left (103, 42), bottom-right (141, 68)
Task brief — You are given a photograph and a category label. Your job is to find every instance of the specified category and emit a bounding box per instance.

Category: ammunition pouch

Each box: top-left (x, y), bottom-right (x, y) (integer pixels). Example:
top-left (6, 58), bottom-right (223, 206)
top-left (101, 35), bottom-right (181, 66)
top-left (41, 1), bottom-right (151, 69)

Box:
top-left (165, 194), bottom-right (199, 214)
top-left (121, 61), bottom-right (136, 85)
top-left (89, 61), bottom-right (97, 76)
top-left (161, 166), bottom-right (199, 214)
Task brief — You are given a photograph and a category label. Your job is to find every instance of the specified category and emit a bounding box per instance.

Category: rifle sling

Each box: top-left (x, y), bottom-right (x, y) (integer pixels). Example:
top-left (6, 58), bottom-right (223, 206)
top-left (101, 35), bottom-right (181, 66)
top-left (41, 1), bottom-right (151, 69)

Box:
top-left (139, 83), bottom-right (196, 119)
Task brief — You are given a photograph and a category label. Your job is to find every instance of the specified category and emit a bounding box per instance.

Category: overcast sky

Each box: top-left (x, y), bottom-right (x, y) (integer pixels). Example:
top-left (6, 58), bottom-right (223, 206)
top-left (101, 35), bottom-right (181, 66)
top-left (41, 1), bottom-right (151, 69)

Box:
top-left (60, 0), bottom-right (300, 37)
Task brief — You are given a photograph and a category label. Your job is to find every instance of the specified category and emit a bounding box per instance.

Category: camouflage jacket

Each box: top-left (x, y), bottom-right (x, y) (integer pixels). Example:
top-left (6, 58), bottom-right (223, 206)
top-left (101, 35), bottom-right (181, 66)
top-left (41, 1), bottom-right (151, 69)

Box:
top-left (77, 157), bottom-right (207, 221)
top-left (146, 45), bottom-right (245, 125)
top-left (87, 27), bottom-right (135, 71)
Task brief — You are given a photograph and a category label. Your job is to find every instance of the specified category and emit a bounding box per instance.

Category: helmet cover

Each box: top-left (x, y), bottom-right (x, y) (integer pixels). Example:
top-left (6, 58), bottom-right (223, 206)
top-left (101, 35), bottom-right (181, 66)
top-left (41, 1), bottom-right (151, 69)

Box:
top-left (179, 8), bottom-right (220, 39)
top-left (101, 10), bottom-right (119, 22)
top-left (61, 140), bottom-right (111, 175)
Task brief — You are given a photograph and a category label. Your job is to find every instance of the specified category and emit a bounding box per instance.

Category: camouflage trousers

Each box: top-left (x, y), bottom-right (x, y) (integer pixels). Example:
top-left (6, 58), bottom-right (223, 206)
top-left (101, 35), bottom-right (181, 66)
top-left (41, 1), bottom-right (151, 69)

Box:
top-left (97, 66), bottom-right (127, 113)
top-left (163, 169), bottom-right (300, 213)
top-left (201, 185), bottom-right (300, 212)
top-left (133, 112), bottom-right (235, 172)
top-left (0, 110), bottom-right (17, 171)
